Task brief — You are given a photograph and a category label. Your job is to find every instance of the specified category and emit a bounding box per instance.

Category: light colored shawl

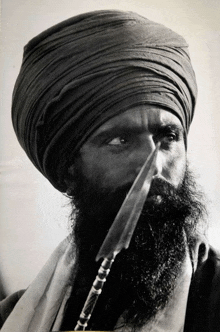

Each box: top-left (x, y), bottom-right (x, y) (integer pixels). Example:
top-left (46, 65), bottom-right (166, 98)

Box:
top-left (1, 237), bottom-right (75, 332)
top-left (2, 235), bottom-right (209, 331)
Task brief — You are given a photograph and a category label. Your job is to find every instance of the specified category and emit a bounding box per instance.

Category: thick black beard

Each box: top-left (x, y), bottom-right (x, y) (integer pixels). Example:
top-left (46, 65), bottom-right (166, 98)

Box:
top-left (61, 165), bottom-right (206, 331)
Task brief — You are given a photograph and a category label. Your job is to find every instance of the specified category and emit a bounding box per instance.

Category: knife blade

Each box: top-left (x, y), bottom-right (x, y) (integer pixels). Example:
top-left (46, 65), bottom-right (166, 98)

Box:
top-left (75, 143), bottom-right (160, 330)
top-left (96, 143), bottom-right (160, 261)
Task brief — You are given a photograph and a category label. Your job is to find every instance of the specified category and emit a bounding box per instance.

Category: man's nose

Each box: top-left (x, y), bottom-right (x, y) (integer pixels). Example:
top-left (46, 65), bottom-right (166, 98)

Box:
top-left (135, 137), bottom-right (162, 177)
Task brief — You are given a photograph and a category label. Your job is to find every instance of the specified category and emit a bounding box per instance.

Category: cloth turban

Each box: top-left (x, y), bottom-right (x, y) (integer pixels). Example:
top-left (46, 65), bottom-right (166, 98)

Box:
top-left (12, 10), bottom-right (197, 192)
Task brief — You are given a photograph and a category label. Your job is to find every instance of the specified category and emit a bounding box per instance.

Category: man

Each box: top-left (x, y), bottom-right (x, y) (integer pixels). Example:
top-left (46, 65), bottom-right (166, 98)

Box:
top-left (1, 10), bottom-right (220, 331)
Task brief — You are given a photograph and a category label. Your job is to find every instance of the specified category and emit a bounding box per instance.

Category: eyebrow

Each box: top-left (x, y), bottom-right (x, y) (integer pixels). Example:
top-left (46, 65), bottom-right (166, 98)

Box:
top-left (90, 122), bottom-right (184, 141)
top-left (148, 123), bottom-right (184, 135)
top-left (93, 125), bottom-right (146, 138)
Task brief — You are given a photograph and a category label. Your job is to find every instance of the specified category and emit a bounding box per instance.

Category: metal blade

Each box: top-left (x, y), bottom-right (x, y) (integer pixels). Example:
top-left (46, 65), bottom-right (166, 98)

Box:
top-left (96, 143), bottom-right (160, 261)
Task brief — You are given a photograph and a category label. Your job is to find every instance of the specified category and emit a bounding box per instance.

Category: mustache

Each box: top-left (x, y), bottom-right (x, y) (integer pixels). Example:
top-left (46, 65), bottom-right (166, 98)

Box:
top-left (110, 176), bottom-right (176, 203)
top-left (68, 166), bottom-right (207, 330)
top-left (148, 176), bottom-right (176, 196)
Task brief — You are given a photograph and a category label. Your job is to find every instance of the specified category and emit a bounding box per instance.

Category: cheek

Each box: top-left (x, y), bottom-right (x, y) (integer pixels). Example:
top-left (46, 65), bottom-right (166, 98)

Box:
top-left (79, 149), bottom-right (137, 190)
top-left (163, 148), bottom-right (186, 186)
top-left (93, 159), bottom-right (136, 189)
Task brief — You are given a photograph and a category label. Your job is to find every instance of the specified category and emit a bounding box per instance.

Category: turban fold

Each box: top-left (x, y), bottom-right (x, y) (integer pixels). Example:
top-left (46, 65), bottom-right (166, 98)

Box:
top-left (12, 10), bottom-right (197, 192)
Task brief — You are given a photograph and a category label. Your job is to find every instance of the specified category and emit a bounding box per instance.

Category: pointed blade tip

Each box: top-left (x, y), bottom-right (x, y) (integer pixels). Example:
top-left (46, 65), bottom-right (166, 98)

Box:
top-left (95, 143), bottom-right (160, 261)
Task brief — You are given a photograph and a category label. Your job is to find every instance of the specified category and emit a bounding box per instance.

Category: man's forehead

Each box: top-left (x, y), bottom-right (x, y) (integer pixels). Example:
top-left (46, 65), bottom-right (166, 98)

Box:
top-left (92, 106), bottom-right (184, 136)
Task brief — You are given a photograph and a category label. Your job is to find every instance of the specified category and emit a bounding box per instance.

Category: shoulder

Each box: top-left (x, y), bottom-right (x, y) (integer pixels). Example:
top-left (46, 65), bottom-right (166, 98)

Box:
top-left (0, 289), bottom-right (25, 328)
top-left (206, 247), bottom-right (220, 330)
top-left (199, 246), bottom-right (220, 295)
top-left (198, 246), bottom-right (220, 282)
top-left (185, 246), bottom-right (220, 332)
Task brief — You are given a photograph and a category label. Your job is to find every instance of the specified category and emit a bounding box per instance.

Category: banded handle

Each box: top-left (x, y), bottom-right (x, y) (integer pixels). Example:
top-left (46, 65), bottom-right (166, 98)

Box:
top-left (74, 255), bottom-right (115, 330)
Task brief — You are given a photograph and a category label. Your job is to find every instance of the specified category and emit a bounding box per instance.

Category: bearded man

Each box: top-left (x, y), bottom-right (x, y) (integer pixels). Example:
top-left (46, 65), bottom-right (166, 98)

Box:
top-left (1, 10), bottom-right (220, 332)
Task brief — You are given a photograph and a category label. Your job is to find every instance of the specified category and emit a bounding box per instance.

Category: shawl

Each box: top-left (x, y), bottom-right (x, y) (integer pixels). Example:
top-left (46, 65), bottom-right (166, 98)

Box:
top-left (1, 237), bottom-right (75, 331)
top-left (1, 236), bottom-right (211, 331)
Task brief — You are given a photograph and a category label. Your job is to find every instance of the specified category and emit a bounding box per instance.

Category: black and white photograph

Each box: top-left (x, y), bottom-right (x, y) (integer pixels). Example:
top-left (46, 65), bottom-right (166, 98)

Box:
top-left (1, 0), bottom-right (220, 330)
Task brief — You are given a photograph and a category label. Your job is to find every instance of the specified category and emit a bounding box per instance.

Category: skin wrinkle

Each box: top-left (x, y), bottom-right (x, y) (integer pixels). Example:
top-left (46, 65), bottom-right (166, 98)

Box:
top-left (78, 106), bottom-right (186, 190)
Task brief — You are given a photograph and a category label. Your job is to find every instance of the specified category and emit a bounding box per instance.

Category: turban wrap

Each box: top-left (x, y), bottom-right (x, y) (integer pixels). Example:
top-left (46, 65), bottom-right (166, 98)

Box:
top-left (12, 10), bottom-right (197, 192)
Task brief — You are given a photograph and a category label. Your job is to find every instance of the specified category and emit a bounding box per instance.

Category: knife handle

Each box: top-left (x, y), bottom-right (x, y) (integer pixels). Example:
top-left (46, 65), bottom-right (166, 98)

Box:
top-left (74, 255), bottom-right (115, 330)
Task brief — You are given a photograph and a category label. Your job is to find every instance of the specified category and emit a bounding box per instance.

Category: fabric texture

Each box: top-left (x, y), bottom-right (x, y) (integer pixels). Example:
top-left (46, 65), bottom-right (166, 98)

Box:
top-left (12, 10), bottom-right (197, 192)
top-left (184, 247), bottom-right (220, 332)
top-left (2, 237), bottom-right (220, 331)
top-left (0, 237), bottom-right (75, 332)
top-left (0, 290), bottom-right (25, 327)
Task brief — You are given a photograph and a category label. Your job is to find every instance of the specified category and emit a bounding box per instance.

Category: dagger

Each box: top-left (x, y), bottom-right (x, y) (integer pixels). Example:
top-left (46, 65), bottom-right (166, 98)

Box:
top-left (74, 143), bottom-right (160, 330)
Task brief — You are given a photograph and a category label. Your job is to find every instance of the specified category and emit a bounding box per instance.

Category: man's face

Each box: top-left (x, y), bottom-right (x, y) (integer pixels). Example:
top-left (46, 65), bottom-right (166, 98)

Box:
top-left (75, 106), bottom-right (186, 196)
top-left (65, 106), bottom-right (205, 330)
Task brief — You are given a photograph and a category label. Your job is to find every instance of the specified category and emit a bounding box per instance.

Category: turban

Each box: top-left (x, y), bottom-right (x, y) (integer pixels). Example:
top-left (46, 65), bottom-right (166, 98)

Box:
top-left (12, 10), bottom-right (197, 192)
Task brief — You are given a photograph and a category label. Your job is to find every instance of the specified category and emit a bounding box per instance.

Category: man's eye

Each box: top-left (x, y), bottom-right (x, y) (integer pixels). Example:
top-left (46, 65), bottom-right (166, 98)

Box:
top-left (162, 133), bottom-right (177, 143)
top-left (107, 137), bottom-right (128, 146)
